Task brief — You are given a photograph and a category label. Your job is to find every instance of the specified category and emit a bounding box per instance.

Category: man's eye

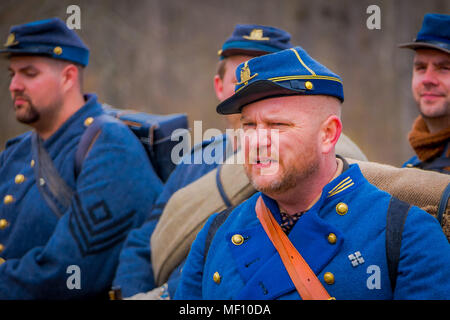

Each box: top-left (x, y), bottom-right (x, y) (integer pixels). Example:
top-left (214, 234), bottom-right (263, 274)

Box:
top-left (242, 123), bottom-right (256, 128)
top-left (414, 65), bottom-right (426, 71)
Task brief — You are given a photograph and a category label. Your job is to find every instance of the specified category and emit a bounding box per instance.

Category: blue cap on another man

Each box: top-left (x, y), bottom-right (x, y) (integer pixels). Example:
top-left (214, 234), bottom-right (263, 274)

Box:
top-left (218, 24), bottom-right (293, 60)
top-left (0, 17), bottom-right (90, 66)
top-left (398, 13), bottom-right (450, 54)
top-left (216, 46), bottom-right (344, 114)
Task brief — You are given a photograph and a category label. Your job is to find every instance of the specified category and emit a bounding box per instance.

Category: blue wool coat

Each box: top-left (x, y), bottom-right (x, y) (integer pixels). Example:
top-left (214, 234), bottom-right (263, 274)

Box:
top-left (0, 94), bottom-right (162, 299)
top-left (175, 164), bottom-right (450, 300)
top-left (112, 134), bottom-right (231, 298)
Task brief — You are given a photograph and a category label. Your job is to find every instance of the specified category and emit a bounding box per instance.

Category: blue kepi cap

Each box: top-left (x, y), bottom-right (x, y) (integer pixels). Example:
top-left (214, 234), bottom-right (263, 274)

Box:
top-left (0, 17), bottom-right (90, 66)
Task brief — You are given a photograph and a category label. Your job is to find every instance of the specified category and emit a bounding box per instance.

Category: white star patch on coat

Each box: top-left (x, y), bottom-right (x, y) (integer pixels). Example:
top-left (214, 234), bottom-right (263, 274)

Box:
top-left (348, 251), bottom-right (365, 267)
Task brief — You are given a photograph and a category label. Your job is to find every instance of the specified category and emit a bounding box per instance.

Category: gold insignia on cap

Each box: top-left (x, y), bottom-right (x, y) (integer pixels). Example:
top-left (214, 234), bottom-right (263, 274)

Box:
top-left (4, 33), bottom-right (18, 47)
top-left (217, 49), bottom-right (223, 56)
top-left (305, 81), bottom-right (313, 90)
top-left (243, 29), bottom-right (270, 41)
top-left (53, 46), bottom-right (63, 55)
top-left (236, 61), bottom-right (258, 86)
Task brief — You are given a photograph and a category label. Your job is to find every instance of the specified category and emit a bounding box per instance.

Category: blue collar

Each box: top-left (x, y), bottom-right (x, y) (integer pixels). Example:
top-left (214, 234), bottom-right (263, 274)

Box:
top-left (260, 163), bottom-right (364, 224)
top-left (42, 93), bottom-right (103, 151)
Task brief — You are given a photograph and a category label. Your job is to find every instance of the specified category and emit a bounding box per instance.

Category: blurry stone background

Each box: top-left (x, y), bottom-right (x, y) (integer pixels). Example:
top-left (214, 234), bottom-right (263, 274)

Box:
top-left (0, 0), bottom-right (449, 166)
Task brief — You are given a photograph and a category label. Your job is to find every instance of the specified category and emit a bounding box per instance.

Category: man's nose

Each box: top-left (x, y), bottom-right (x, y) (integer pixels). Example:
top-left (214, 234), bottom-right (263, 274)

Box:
top-left (421, 66), bottom-right (439, 87)
top-left (245, 127), bottom-right (271, 148)
top-left (9, 74), bottom-right (24, 93)
top-left (244, 127), bottom-right (277, 160)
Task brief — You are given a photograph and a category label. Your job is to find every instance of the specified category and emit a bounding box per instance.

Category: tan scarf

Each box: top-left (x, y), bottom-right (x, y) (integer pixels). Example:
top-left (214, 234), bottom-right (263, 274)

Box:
top-left (408, 115), bottom-right (450, 165)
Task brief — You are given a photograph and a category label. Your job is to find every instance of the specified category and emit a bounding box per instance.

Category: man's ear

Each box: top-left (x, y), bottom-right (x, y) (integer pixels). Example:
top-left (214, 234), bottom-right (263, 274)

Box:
top-left (60, 64), bottom-right (79, 93)
top-left (320, 115), bottom-right (342, 154)
top-left (214, 74), bottom-right (224, 101)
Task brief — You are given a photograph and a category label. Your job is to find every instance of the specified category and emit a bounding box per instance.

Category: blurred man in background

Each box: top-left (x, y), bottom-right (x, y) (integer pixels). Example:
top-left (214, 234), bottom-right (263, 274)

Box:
top-left (0, 18), bottom-right (162, 299)
top-left (400, 13), bottom-right (450, 174)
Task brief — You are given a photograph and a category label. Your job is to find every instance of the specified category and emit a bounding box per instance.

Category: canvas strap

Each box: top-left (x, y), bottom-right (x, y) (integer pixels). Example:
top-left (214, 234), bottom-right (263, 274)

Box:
top-left (255, 196), bottom-right (332, 300)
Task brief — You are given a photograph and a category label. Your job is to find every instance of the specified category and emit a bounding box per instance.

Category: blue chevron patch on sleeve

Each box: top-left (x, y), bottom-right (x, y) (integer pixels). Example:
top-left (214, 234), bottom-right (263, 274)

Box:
top-left (69, 194), bottom-right (136, 257)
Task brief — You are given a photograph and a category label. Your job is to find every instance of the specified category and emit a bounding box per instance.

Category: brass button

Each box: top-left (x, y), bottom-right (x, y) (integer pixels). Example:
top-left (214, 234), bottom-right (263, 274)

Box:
top-left (30, 159), bottom-right (35, 167)
top-left (0, 244), bottom-right (5, 253)
top-left (84, 117), bottom-right (94, 127)
top-left (53, 46), bottom-right (63, 55)
top-left (0, 257), bottom-right (5, 265)
top-left (231, 234), bottom-right (244, 246)
top-left (335, 202), bottom-right (348, 216)
top-left (0, 219), bottom-right (9, 230)
top-left (3, 195), bottom-right (14, 205)
top-left (305, 81), bottom-right (313, 90)
top-left (327, 233), bottom-right (337, 244)
top-left (14, 174), bottom-right (25, 184)
top-left (213, 272), bottom-right (221, 284)
top-left (324, 272), bottom-right (335, 285)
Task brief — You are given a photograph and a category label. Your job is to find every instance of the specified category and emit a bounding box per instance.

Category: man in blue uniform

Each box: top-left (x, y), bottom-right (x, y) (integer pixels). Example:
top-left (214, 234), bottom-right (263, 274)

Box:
top-left (111, 24), bottom-right (297, 299)
top-left (175, 47), bottom-right (450, 300)
top-left (400, 13), bottom-right (450, 174)
top-left (0, 18), bottom-right (162, 299)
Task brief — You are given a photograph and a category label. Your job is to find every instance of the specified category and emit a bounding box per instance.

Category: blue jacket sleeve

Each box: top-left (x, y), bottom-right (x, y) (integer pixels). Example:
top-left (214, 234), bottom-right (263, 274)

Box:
top-left (0, 122), bottom-right (162, 299)
top-left (111, 185), bottom-right (176, 298)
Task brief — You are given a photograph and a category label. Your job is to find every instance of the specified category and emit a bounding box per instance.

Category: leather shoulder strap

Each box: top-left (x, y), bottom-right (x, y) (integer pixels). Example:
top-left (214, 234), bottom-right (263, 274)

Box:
top-left (31, 132), bottom-right (74, 218)
top-left (255, 196), bottom-right (332, 300)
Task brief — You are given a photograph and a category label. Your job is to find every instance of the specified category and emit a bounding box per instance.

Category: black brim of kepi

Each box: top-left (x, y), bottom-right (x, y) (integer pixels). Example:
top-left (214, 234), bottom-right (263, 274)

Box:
top-left (0, 46), bottom-right (54, 58)
top-left (398, 41), bottom-right (450, 54)
top-left (216, 80), bottom-right (308, 115)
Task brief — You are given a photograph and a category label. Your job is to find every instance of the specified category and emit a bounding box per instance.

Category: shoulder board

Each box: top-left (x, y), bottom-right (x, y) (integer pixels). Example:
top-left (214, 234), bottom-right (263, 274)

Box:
top-left (402, 155), bottom-right (420, 168)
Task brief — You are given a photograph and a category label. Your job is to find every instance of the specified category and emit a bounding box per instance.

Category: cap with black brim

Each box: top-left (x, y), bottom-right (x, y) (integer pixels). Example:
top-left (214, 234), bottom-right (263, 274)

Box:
top-left (398, 41), bottom-right (450, 54)
top-left (216, 46), bottom-right (344, 115)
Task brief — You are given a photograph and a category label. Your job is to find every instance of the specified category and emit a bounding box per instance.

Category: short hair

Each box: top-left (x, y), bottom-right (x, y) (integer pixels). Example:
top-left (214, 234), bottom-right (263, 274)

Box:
top-left (216, 59), bottom-right (227, 80)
